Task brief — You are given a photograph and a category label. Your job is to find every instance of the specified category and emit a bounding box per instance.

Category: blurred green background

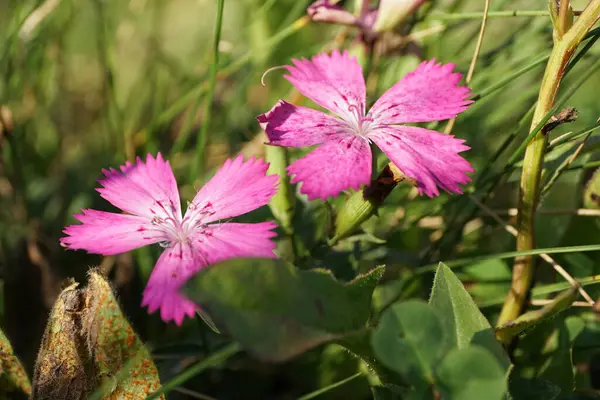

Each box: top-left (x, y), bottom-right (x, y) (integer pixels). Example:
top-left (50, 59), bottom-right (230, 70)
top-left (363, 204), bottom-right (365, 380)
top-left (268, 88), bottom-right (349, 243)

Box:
top-left (1, 0), bottom-right (600, 398)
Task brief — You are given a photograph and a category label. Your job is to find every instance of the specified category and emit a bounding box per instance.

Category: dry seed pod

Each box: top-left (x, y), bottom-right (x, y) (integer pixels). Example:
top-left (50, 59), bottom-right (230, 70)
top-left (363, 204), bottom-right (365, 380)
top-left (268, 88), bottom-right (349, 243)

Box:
top-left (0, 326), bottom-right (31, 397)
top-left (31, 280), bottom-right (90, 400)
top-left (83, 271), bottom-right (163, 399)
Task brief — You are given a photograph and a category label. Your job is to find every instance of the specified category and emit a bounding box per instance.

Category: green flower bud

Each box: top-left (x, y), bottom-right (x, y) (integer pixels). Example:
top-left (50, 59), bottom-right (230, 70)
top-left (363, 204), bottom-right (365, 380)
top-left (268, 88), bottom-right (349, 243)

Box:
top-left (332, 163), bottom-right (410, 243)
top-left (373, 0), bottom-right (426, 33)
top-left (266, 145), bottom-right (295, 234)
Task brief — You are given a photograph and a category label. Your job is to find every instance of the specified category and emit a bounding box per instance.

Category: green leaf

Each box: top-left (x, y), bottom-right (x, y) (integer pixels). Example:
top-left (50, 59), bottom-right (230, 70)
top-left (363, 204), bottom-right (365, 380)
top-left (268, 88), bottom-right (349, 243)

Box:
top-left (435, 346), bottom-right (507, 400)
top-left (371, 300), bottom-right (446, 392)
top-left (537, 316), bottom-right (584, 394)
top-left (0, 327), bottom-right (31, 397)
top-left (83, 271), bottom-right (163, 399)
top-left (507, 374), bottom-right (561, 400)
top-left (495, 287), bottom-right (578, 344)
top-left (184, 259), bottom-right (384, 362)
top-left (429, 263), bottom-right (510, 369)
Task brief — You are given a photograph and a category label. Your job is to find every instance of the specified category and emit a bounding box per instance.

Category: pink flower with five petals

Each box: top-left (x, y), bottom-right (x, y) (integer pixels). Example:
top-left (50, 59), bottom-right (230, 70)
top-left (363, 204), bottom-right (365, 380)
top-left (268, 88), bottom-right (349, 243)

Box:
top-left (257, 50), bottom-right (474, 201)
top-left (61, 154), bottom-right (278, 325)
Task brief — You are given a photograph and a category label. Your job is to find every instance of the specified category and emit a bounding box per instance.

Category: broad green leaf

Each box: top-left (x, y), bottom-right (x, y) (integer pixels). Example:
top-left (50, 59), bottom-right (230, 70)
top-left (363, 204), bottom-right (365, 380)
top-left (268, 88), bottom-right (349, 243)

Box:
top-left (537, 316), bottom-right (585, 394)
top-left (371, 300), bottom-right (446, 394)
top-left (429, 263), bottom-right (510, 369)
top-left (83, 271), bottom-right (163, 399)
top-left (184, 259), bottom-right (384, 361)
top-left (0, 327), bottom-right (31, 397)
top-left (31, 281), bottom-right (89, 399)
top-left (495, 287), bottom-right (578, 345)
top-left (435, 346), bottom-right (507, 400)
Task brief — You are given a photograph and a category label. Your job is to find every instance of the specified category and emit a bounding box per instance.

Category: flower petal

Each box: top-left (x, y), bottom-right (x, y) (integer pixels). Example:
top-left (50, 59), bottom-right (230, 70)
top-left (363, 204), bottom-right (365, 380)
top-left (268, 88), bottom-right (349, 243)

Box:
top-left (284, 50), bottom-right (366, 121)
top-left (368, 59), bottom-right (472, 124)
top-left (191, 221), bottom-right (278, 264)
top-left (61, 209), bottom-right (166, 255)
top-left (141, 242), bottom-right (206, 325)
top-left (187, 155), bottom-right (278, 224)
top-left (287, 135), bottom-right (372, 201)
top-left (258, 100), bottom-right (350, 147)
top-left (141, 222), bottom-right (278, 325)
top-left (97, 153), bottom-right (182, 220)
top-left (368, 126), bottom-right (474, 197)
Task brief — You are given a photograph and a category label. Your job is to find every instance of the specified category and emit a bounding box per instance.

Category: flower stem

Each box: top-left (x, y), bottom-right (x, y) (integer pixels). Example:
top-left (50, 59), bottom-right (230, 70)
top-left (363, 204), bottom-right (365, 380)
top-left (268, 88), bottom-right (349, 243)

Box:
top-left (497, 0), bottom-right (600, 327)
top-left (189, 0), bottom-right (225, 181)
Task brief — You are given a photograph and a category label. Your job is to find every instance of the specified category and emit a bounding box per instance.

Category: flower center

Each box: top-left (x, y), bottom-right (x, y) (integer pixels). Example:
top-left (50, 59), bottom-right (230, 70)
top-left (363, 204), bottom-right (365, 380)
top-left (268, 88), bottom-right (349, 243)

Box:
top-left (149, 200), bottom-right (216, 246)
top-left (345, 104), bottom-right (374, 136)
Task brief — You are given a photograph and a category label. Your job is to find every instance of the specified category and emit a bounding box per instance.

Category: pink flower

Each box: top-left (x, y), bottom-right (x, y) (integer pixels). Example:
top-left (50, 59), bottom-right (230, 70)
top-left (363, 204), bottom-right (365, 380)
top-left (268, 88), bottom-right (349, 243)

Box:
top-left (61, 154), bottom-right (278, 325)
top-left (257, 50), bottom-right (474, 201)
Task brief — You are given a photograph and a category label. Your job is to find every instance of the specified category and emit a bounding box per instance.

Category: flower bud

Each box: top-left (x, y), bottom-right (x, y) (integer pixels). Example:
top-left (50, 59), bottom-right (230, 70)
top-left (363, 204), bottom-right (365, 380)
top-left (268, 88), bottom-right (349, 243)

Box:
top-left (333, 163), bottom-right (410, 243)
top-left (266, 145), bottom-right (295, 234)
top-left (373, 0), bottom-right (426, 33)
top-left (307, 0), bottom-right (358, 26)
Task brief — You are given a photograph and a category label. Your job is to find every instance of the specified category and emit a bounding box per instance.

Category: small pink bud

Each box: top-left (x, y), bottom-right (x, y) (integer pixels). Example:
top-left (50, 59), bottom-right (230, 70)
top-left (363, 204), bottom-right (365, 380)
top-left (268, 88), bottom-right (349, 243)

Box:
top-left (307, 0), bottom-right (358, 25)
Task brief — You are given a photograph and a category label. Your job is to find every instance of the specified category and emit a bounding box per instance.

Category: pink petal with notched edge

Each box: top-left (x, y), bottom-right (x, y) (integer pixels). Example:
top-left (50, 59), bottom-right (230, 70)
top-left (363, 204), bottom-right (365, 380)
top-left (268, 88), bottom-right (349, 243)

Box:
top-left (192, 221), bottom-right (278, 264)
top-left (368, 60), bottom-right (472, 125)
top-left (141, 242), bottom-right (207, 325)
top-left (142, 222), bottom-right (278, 325)
top-left (187, 155), bottom-right (278, 225)
top-left (97, 153), bottom-right (182, 220)
top-left (368, 126), bottom-right (474, 197)
top-left (287, 135), bottom-right (372, 201)
top-left (258, 100), bottom-right (351, 147)
top-left (60, 209), bottom-right (167, 255)
top-left (285, 50), bottom-right (366, 121)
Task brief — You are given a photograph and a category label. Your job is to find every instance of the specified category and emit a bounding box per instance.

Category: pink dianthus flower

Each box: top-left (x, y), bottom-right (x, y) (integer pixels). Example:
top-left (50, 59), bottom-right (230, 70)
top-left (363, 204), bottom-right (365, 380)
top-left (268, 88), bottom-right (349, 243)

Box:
top-left (258, 50), bottom-right (474, 200)
top-left (61, 154), bottom-right (278, 325)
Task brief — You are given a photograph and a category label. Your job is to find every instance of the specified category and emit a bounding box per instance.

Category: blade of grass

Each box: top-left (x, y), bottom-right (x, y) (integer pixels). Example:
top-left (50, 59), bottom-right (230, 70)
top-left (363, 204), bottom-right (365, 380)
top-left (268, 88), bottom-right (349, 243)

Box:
top-left (146, 342), bottom-right (241, 400)
top-left (189, 0), bottom-right (225, 180)
top-left (431, 10), bottom-right (550, 20)
top-left (419, 243), bottom-right (600, 274)
top-left (478, 275), bottom-right (600, 308)
top-left (297, 372), bottom-right (364, 400)
top-left (150, 16), bottom-right (309, 130)
top-left (472, 53), bottom-right (550, 100)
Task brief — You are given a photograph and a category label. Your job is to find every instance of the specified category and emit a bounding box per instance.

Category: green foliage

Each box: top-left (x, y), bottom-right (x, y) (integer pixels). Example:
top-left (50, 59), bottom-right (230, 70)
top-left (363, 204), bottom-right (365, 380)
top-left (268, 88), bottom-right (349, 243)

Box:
top-left (429, 263), bottom-right (510, 369)
top-left (2, 0), bottom-right (600, 398)
top-left (185, 258), bottom-right (384, 361)
top-left (436, 347), bottom-right (507, 400)
top-left (495, 287), bottom-right (579, 344)
top-left (372, 300), bottom-right (447, 395)
top-left (30, 274), bottom-right (163, 399)
top-left (372, 265), bottom-right (509, 399)
top-left (0, 326), bottom-right (31, 398)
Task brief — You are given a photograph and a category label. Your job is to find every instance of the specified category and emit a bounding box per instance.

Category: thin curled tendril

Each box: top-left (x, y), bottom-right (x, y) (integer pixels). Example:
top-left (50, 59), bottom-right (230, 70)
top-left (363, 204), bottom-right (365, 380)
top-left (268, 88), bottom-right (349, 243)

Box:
top-left (261, 65), bottom-right (288, 86)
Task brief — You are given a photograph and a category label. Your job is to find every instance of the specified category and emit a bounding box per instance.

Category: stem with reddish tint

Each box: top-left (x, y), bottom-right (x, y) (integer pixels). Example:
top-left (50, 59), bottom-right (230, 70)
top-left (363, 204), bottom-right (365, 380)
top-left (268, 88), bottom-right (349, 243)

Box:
top-left (497, 0), bottom-right (600, 326)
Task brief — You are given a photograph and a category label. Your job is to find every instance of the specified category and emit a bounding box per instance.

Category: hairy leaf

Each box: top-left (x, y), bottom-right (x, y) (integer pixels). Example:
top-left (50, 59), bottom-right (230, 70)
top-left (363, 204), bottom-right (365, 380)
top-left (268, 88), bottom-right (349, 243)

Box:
top-left (185, 258), bottom-right (384, 361)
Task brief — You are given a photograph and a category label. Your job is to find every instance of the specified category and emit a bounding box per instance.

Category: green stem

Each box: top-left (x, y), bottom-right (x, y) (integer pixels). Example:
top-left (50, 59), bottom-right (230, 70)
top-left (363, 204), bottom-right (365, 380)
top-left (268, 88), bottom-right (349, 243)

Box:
top-left (432, 10), bottom-right (550, 20)
top-left (497, 0), bottom-right (600, 326)
top-left (189, 0), bottom-right (225, 181)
